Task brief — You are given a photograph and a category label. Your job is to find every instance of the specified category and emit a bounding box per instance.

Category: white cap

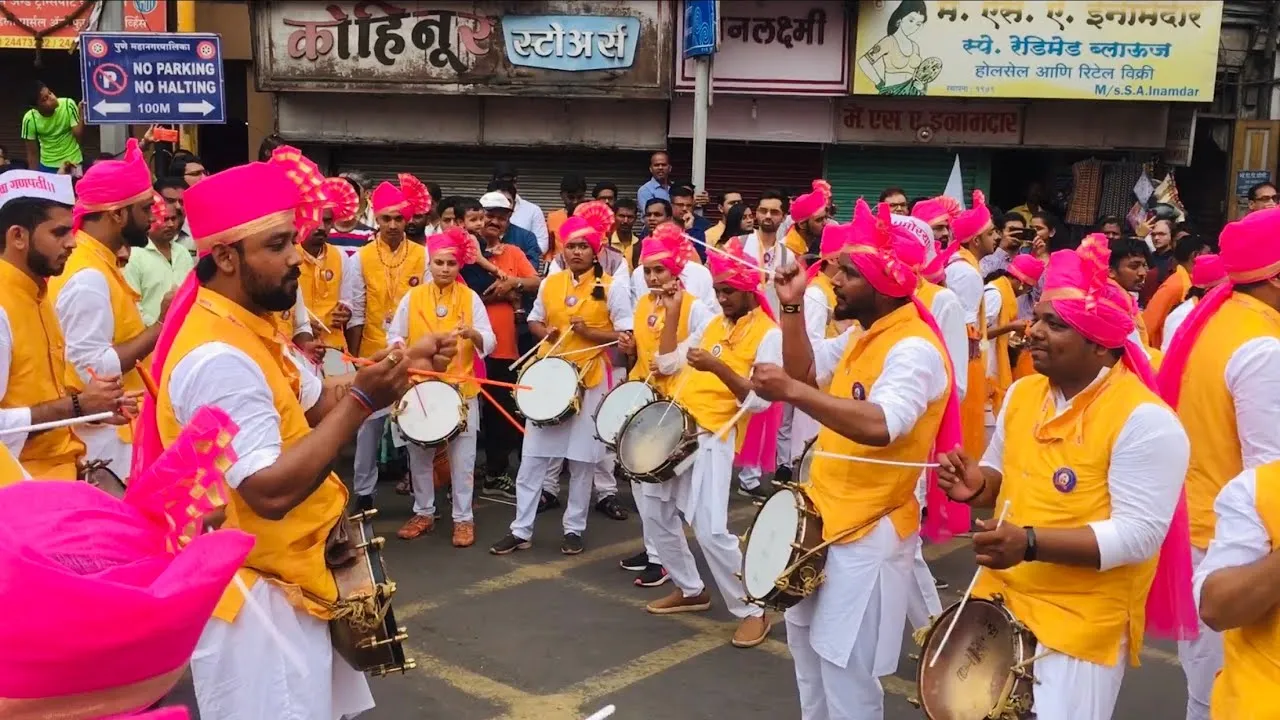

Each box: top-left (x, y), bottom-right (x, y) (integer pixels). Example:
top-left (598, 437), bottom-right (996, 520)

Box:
top-left (480, 191), bottom-right (512, 211)
top-left (0, 170), bottom-right (75, 211)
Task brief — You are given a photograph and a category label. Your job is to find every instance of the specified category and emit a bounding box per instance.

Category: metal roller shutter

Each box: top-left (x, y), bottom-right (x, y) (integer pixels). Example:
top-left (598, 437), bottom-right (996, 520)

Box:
top-left (330, 145), bottom-right (653, 217)
top-left (823, 147), bottom-right (991, 217)
top-left (666, 139), bottom-right (825, 220)
top-left (0, 52), bottom-right (101, 169)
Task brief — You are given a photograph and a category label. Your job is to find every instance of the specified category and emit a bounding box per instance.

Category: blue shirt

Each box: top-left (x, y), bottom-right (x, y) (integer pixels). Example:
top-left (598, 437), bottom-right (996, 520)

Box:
top-left (505, 223), bottom-right (542, 269)
top-left (637, 177), bottom-right (671, 214)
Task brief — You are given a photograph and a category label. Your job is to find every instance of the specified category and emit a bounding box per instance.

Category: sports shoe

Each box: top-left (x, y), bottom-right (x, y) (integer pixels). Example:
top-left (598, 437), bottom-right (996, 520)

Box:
top-left (396, 514), bottom-right (434, 540)
top-left (561, 532), bottom-right (584, 555)
top-left (489, 533), bottom-right (531, 555)
top-left (634, 564), bottom-right (669, 587)
top-left (452, 521), bottom-right (475, 548)
top-left (481, 474), bottom-right (516, 499)
top-left (619, 551), bottom-right (649, 572)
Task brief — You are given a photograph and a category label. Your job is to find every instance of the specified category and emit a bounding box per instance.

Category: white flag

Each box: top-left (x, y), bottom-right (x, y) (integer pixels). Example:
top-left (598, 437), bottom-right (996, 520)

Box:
top-left (942, 154), bottom-right (965, 210)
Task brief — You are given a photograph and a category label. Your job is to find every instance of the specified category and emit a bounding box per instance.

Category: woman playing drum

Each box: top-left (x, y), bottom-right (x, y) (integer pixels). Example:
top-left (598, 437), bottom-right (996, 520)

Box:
top-left (489, 216), bottom-right (633, 557)
top-left (387, 227), bottom-right (494, 547)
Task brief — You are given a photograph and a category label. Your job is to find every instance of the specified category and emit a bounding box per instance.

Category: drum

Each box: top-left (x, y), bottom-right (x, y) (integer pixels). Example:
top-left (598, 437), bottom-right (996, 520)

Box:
top-left (514, 357), bottom-right (583, 427)
top-left (795, 438), bottom-right (816, 486)
top-left (614, 400), bottom-right (699, 483)
top-left (323, 346), bottom-right (356, 377)
top-left (80, 461), bottom-right (125, 499)
top-left (593, 380), bottom-right (657, 447)
top-left (330, 509), bottom-right (416, 677)
top-left (393, 381), bottom-right (466, 447)
top-left (915, 597), bottom-right (1037, 720)
top-left (740, 484), bottom-right (825, 611)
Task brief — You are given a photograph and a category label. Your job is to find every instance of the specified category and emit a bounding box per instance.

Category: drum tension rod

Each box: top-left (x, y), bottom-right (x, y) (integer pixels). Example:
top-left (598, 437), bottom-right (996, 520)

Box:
top-left (356, 536), bottom-right (386, 551)
top-left (371, 658), bottom-right (418, 677)
top-left (362, 627), bottom-right (410, 649)
top-left (350, 508), bottom-right (379, 521)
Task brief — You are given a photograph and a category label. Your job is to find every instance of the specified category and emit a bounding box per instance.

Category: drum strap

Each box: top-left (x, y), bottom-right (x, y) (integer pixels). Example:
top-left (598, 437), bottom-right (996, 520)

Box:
top-left (777, 499), bottom-right (903, 586)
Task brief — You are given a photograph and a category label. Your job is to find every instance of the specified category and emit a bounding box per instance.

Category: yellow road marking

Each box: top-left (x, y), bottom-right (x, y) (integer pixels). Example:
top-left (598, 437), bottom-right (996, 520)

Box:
top-left (567, 634), bottom-right (728, 700)
top-left (405, 646), bottom-right (533, 707)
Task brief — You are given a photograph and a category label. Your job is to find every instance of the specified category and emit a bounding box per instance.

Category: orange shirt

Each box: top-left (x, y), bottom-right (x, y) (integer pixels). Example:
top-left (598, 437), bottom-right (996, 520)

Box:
top-left (546, 208), bottom-right (569, 258)
top-left (483, 245), bottom-right (538, 360)
top-left (1143, 264), bottom-right (1190, 350)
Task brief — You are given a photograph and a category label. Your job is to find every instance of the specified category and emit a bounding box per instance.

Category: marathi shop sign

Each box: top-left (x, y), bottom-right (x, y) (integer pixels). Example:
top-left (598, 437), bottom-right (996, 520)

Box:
top-left (850, 0), bottom-right (1222, 102)
top-left (255, 0), bottom-right (670, 97)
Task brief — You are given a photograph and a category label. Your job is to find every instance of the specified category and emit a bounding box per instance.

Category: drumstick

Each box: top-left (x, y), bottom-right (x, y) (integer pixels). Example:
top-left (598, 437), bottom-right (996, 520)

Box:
top-left (135, 362), bottom-right (160, 399)
top-left (1009, 648), bottom-right (1055, 673)
top-left (655, 371), bottom-right (692, 427)
top-left (813, 450), bottom-right (940, 469)
top-left (583, 705), bottom-right (616, 720)
top-left (714, 402), bottom-right (751, 440)
top-left (509, 335), bottom-right (549, 372)
top-left (0, 412), bottom-right (117, 436)
top-left (928, 499), bottom-right (1012, 668)
top-left (407, 368), bottom-right (533, 391)
top-left (553, 340), bottom-right (619, 357)
top-left (683, 233), bottom-right (774, 278)
top-left (477, 385), bottom-right (526, 436)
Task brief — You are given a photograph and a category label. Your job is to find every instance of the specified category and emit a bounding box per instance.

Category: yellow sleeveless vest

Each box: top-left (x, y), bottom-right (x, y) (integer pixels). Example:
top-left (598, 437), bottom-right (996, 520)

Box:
top-left (538, 269), bottom-right (616, 389)
top-left (676, 307), bottom-right (775, 451)
top-left (300, 243), bottom-right (348, 350)
top-left (630, 290), bottom-right (694, 395)
top-left (358, 237), bottom-right (426, 358)
top-left (407, 280), bottom-right (478, 398)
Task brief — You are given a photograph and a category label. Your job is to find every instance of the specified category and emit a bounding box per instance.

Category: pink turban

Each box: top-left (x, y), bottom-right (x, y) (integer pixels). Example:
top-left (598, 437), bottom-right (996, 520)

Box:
top-left (708, 237), bottom-right (774, 320)
top-left (1, 407), bottom-right (252, 718)
top-left (922, 242), bottom-right (959, 285)
top-left (790, 180), bottom-right (832, 224)
top-left (72, 137), bottom-right (152, 232)
top-left (1041, 234), bottom-right (1139, 352)
top-left (1190, 253), bottom-right (1226, 289)
top-left (846, 198), bottom-right (919, 299)
top-left (573, 200), bottom-right (615, 237)
top-left (1007, 254), bottom-right (1046, 286)
top-left (320, 177), bottom-right (360, 224)
top-left (426, 226), bottom-right (477, 266)
top-left (890, 213), bottom-right (934, 267)
top-left (371, 172), bottom-right (432, 217)
top-left (911, 195), bottom-right (962, 228)
top-left (805, 221), bottom-right (852, 281)
top-left (642, 222), bottom-right (696, 276)
top-left (559, 216), bottom-right (603, 254)
top-left (147, 191), bottom-right (169, 235)
top-left (951, 190), bottom-right (993, 246)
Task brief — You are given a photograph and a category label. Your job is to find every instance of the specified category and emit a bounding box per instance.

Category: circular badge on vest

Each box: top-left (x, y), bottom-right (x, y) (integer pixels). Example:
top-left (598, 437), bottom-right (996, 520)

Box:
top-left (567, 296), bottom-right (579, 307)
top-left (711, 344), bottom-right (722, 357)
top-left (647, 314), bottom-right (658, 327)
top-left (1052, 467), bottom-right (1077, 493)
top-left (281, 310), bottom-right (292, 320)
top-left (323, 268), bottom-right (334, 281)
top-left (851, 382), bottom-right (866, 401)
top-left (408, 276), bottom-right (421, 287)
top-left (435, 304), bottom-right (448, 317)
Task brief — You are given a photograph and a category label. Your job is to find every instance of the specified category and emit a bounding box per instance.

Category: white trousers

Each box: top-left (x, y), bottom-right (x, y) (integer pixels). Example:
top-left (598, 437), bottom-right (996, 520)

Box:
top-left (352, 413), bottom-right (388, 498)
top-left (1177, 548), bottom-right (1222, 720)
top-left (511, 456), bottom-right (593, 541)
top-left (632, 478), bottom-right (661, 564)
top-left (191, 580), bottom-right (374, 720)
top-left (1028, 640), bottom-right (1127, 720)
top-left (738, 404), bottom-right (794, 488)
top-left (905, 535), bottom-right (943, 631)
top-left (406, 398), bottom-right (478, 523)
top-left (541, 453), bottom-right (618, 498)
top-left (642, 432), bottom-right (761, 620)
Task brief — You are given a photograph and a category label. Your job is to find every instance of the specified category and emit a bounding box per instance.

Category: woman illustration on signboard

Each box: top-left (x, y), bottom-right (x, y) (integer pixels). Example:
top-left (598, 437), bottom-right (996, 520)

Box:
top-left (857, 0), bottom-right (942, 96)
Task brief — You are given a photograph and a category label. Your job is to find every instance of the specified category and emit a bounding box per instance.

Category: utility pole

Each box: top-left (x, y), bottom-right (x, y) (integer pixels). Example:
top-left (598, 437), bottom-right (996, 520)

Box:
top-left (95, 0), bottom-right (127, 155)
top-left (683, 1), bottom-right (718, 197)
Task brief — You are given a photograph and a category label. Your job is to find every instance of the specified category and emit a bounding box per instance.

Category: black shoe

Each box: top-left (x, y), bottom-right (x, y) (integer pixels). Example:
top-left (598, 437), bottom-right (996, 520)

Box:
top-left (619, 551), bottom-right (649, 572)
top-left (355, 494), bottom-right (375, 512)
top-left (596, 495), bottom-right (629, 520)
top-left (561, 532), bottom-right (583, 555)
top-left (934, 577), bottom-right (950, 590)
top-left (481, 474), bottom-right (516, 499)
top-left (773, 465), bottom-right (793, 484)
top-left (634, 564), bottom-right (669, 587)
top-left (537, 490), bottom-right (561, 514)
top-left (738, 484), bottom-right (770, 501)
top-left (489, 533), bottom-right (532, 555)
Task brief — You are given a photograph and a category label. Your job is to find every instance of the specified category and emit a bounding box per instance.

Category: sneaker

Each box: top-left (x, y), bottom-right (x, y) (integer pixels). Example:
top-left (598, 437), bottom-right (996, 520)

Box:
top-left (396, 514), bottom-right (434, 540)
top-left (481, 474), bottom-right (516, 499)
top-left (595, 495), bottom-right (628, 520)
top-left (773, 465), bottom-right (793, 485)
top-left (354, 494), bottom-right (375, 512)
top-left (619, 551), bottom-right (649, 572)
top-left (738, 484), bottom-right (770, 501)
top-left (646, 589), bottom-right (711, 614)
top-left (561, 532), bottom-right (584, 555)
top-left (634, 564), bottom-right (669, 587)
top-left (538, 490), bottom-right (561, 514)
top-left (934, 577), bottom-right (950, 591)
top-left (731, 614), bottom-right (772, 648)
top-left (452, 521), bottom-right (475, 548)
top-left (489, 533), bottom-right (531, 555)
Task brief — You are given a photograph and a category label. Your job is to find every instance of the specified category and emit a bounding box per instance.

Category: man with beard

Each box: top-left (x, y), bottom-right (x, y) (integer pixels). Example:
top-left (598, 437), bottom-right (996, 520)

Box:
top-left (49, 139), bottom-right (159, 478)
top-left (750, 198), bottom-right (959, 717)
top-left (786, 181), bottom-right (832, 257)
top-left (486, 180), bottom-right (543, 269)
top-left (0, 171), bottom-right (131, 482)
top-left (611, 198), bottom-right (640, 269)
top-left (979, 212), bottom-right (1026, 277)
top-left (343, 174), bottom-right (431, 512)
top-left (135, 149), bottom-right (455, 719)
top-left (126, 178), bottom-right (195, 326)
top-left (405, 181), bottom-right (442, 242)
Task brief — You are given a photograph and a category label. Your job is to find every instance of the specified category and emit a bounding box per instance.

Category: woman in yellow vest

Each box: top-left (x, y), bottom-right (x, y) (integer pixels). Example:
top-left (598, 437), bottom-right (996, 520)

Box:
top-left (342, 173), bottom-right (430, 511)
top-left (937, 236), bottom-right (1191, 720)
top-left (982, 253), bottom-right (1045, 417)
top-left (615, 222), bottom-right (715, 587)
top-left (388, 227), bottom-right (494, 548)
top-left (489, 216), bottom-right (634, 557)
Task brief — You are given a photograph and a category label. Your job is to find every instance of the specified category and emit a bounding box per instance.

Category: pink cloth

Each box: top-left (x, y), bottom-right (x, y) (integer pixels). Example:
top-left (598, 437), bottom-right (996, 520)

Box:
top-left (558, 216), bottom-right (604, 254)
top-left (790, 179), bottom-right (832, 224)
top-left (910, 195), bottom-right (962, 228)
top-left (0, 407), bottom-right (251, 710)
top-left (846, 199), bottom-right (919, 299)
top-left (72, 138), bottom-right (152, 232)
top-left (1190, 253), bottom-right (1226, 288)
top-left (426, 226), bottom-right (476, 265)
top-left (708, 237), bottom-right (774, 320)
top-left (950, 190), bottom-right (992, 246)
top-left (1007, 254), bottom-right (1046, 286)
top-left (642, 222), bottom-right (696, 276)
top-left (805, 221), bottom-right (851, 281)
top-left (734, 401), bottom-right (783, 471)
top-left (922, 242), bottom-right (958, 285)
top-left (573, 200), bottom-right (615, 238)
top-left (147, 192), bottom-right (169, 235)
top-left (397, 173), bottom-right (433, 217)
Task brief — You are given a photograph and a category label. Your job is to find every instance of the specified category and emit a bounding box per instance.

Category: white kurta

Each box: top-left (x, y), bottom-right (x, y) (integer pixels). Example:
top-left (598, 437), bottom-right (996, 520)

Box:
top-left (928, 286), bottom-right (969, 401)
top-left (168, 340), bottom-right (373, 720)
top-left (740, 231), bottom-right (799, 317)
top-left (982, 283), bottom-right (1003, 378)
top-left (789, 283), bottom-right (843, 464)
top-left (1160, 297), bottom-right (1196, 353)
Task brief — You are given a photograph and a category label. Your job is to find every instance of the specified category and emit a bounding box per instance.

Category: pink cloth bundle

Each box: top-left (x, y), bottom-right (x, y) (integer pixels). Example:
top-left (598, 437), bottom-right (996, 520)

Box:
top-left (734, 401), bottom-right (784, 473)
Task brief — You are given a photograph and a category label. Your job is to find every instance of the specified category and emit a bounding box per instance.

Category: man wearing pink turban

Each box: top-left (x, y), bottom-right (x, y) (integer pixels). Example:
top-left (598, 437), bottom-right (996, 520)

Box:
top-left (1159, 254), bottom-right (1225, 354)
top-left (937, 235), bottom-right (1191, 720)
top-left (911, 194), bottom-right (961, 246)
top-left (343, 172), bottom-right (431, 512)
top-left (1156, 208), bottom-right (1280, 720)
top-left (49, 138), bottom-right (159, 479)
top-left (946, 190), bottom-right (997, 462)
top-left (786, 179), bottom-right (833, 255)
top-left (132, 150), bottom-right (456, 718)
top-left (753, 197), bottom-right (962, 716)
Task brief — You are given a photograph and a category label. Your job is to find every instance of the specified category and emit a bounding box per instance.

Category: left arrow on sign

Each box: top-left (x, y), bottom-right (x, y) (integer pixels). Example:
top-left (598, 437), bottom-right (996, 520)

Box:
top-left (93, 100), bottom-right (131, 115)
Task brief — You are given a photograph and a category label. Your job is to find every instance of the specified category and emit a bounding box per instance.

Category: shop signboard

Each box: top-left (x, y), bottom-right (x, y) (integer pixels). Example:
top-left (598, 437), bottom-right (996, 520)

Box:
top-left (80, 32), bottom-right (226, 124)
top-left (837, 98), bottom-right (1022, 145)
top-left (254, 0), bottom-right (670, 98)
top-left (674, 0), bottom-right (849, 95)
top-left (851, 0), bottom-right (1222, 102)
top-left (0, 0), bottom-right (167, 50)
top-left (1236, 170), bottom-right (1271, 201)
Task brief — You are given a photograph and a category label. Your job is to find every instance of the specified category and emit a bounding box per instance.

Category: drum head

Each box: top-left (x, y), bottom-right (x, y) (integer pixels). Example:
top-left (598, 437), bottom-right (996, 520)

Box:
top-left (397, 382), bottom-right (464, 443)
top-left (323, 347), bottom-right (354, 377)
top-left (919, 599), bottom-right (1023, 720)
top-left (743, 489), bottom-right (801, 600)
top-left (617, 401), bottom-right (686, 475)
top-left (596, 381), bottom-right (656, 445)
top-left (515, 358), bottom-right (579, 422)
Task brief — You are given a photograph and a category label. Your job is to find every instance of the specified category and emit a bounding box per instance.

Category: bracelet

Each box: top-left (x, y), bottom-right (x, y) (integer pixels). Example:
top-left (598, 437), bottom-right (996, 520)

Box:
top-left (781, 303), bottom-right (802, 314)
top-left (70, 392), bottom-right (83, 417)
top-left (963, 475), bottom-right (987, 504)
top-left (348, 387), bottom-right (375, 415)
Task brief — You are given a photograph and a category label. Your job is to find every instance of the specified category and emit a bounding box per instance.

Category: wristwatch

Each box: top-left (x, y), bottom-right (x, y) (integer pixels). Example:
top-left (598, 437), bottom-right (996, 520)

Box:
top-left (781, 303), bottom-right (802, 314)
top-left (1023, 526), bottom-right (1038, 562)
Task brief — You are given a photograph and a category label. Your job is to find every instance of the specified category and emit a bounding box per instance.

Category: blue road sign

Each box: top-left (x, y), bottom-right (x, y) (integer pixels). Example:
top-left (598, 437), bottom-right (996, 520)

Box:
top-left (80, 32), bottom-right (225, 125)
top-left (683, 0), bottom-right (717, 59)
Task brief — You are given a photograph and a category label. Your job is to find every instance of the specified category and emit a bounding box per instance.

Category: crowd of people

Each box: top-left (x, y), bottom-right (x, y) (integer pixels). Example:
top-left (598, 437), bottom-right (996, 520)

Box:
top-left (1, 135), bottom-right (1279, 720)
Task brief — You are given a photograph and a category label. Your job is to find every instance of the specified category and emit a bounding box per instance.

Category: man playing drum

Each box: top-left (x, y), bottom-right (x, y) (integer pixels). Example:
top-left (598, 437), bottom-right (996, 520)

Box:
top-left (490, 216), bottom-right (633, 556)
top-left (935, 235), bottom-right (1189, 720)
top-left (633, 236), bottom-right (773, 648)
top-left (297, 178), bottom-right (360, 368)
top-left (388, 227), bottom-right (495, 546)
top-left (750, 199), bottom-right (959, 718)
top-left (133, 149), bottom-right (456, 719)
top-left (615, 223), bottom-right (717, 587)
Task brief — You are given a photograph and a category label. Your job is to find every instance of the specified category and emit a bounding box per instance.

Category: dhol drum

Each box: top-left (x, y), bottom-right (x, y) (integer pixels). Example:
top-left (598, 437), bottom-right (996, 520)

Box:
top-left (323, 346), bottom-right (356, 377)
top-left (80, 461), bottom-right (125, 499)
top-left (740, 481), bottom-right (825, 611)
top-left (615, 399), bottom-right (700, 483)
top-left (593, 380), bottom-right (657, 448)
top-left (330, 509), bottom-right (416, 677)
top-left (514, 357), bottom-right (583, 427)
top-left (914, 596), bottom-right (1037, 719)
top-left (393, 381), bottom-right (466, 448)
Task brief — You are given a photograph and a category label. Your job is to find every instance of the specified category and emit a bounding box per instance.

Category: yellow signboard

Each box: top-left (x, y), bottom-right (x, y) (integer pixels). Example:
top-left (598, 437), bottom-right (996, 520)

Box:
top-left (851, 1), bottom-right (1222, 102)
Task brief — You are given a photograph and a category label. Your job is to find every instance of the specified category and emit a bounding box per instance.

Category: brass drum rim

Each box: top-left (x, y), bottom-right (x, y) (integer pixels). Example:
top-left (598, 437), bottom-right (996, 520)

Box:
top-left (915, 597), bottom-right (1035, 720)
